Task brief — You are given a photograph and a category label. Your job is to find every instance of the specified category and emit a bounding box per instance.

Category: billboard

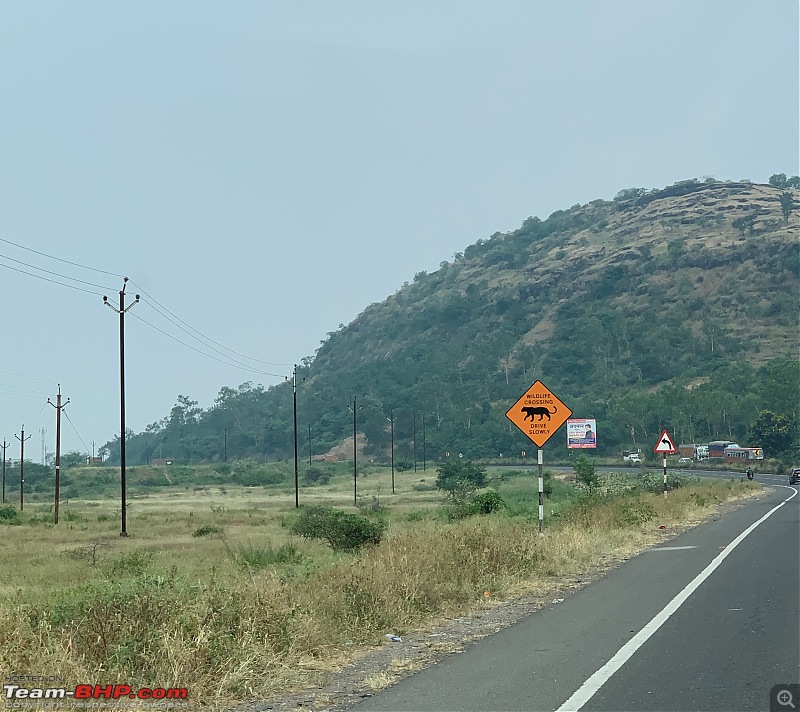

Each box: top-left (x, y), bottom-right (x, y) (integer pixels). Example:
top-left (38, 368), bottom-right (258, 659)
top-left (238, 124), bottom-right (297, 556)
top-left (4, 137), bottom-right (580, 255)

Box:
top-left (567, 418), bottom-right (597, 449)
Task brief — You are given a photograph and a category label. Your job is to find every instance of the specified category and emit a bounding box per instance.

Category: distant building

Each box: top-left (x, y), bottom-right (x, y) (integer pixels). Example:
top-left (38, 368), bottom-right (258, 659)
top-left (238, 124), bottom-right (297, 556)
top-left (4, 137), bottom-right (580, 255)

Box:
top-left (151, 458), bottom-right (175, 466)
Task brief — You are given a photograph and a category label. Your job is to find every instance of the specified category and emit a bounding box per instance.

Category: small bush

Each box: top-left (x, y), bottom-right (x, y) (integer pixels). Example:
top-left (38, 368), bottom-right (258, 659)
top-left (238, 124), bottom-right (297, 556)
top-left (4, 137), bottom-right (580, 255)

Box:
top-left (471, 489), bottom-right (506, 514)
top-left (304, 467), bottom-right (331, 486)
top-left (395, 459), bottom-right (414, 472)
top-left (615, 499), bottom-right (657, 527)
top-left (290, 506), bottom-right (386, 551)
top-left (435, 461), bottom-right (488, 502)
top-left (192, 524), bottom-right (223, 538)
top-left (0, 506), bottom-right (20, 525)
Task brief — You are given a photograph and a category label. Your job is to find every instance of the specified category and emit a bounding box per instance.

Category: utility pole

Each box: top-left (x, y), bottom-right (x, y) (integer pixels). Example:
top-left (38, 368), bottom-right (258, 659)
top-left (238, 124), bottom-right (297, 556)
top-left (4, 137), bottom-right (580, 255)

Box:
top-left (1, 439), bottom-right (7, 504)
top-left (308, 424), bottom-right (312, 466)
top-left (412, 410), bottom-right (417, 473)
top-left (348, 397), bottom-right (363, 506)
top-left (48, 385), bottom-right (69, 524)
top-left (422, 413), bottom-right (426, 472)
top-left (40, 427), bottom-right (47, 465)
top-left (104, 277), bottom-right (139, 537)
top-left (223, 428), bottom-right (227, 463)
top-left (287, 365), bottom-right (299, 508)
top-left (387, 411), bottom-right (395, 494)
top-left (16, 426), bottom-right (31, 511)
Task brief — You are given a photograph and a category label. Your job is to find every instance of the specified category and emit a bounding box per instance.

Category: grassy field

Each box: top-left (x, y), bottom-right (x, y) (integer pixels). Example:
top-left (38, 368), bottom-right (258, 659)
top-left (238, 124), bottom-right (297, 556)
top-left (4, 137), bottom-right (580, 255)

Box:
top-left (0, 463), bottom-right (760, 710)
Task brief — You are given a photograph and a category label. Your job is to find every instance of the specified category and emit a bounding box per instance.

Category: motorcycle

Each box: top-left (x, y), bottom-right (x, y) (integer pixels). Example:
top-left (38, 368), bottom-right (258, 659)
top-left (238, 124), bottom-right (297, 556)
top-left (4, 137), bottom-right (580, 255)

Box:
top-left (746, 469), bottom-right (754, 480)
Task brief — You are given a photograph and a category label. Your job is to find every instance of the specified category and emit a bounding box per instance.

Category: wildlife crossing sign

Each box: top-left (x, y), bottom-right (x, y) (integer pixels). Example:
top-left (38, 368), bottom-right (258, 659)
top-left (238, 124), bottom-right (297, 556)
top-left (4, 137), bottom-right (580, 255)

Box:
top-left (506, 380), bottom-right (572, 447)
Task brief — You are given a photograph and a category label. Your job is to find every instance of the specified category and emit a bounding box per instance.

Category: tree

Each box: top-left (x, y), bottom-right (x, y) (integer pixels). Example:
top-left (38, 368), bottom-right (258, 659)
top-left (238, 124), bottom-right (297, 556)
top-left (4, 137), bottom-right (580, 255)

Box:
top-left (769, 173), bottom-right (788, 188)
top-left (780, 192), bottom-right (794, 223)
top-left (748, 410), bottom-right (796, 456)
top-left (732, 213), bottom-right (757, 236)
top-left (573, 454), bottom-right (599, 489)
top-left (435, 460), bottom-right (487, 502)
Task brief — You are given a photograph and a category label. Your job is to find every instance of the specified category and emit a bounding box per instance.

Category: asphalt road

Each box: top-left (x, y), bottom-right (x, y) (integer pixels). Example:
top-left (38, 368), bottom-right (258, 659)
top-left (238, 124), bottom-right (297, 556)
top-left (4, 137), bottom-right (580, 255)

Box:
top-left (350, 483), bottom-right (799, 712)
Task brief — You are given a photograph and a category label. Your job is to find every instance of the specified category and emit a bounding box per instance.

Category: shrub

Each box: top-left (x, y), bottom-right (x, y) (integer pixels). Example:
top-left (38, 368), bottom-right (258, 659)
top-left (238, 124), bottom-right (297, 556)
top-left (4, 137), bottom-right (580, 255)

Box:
top-left (573, 455), bottom-right (599, 489)
top-left (290, 506), bottom-right (386, 551)
top-left (615, 499), bottom-right (657, 527)
top-left (435, 461), bottom-right (488, 502)
top-left (0, 506), bottom-right (20, 525)
top-left (395, 459), bottom-right (413, 472)
top-left (192, 525), bottom-right (222, 538)
top-left (471, 489), bottom-right (506, 514)
top-left (304, 467), bottom-right (331, 486)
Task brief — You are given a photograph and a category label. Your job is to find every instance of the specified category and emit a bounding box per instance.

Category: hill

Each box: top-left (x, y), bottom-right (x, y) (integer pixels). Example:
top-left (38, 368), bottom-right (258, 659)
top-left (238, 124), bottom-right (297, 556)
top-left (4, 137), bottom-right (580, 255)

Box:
top-left (107, 178), bottom-right (800, 465)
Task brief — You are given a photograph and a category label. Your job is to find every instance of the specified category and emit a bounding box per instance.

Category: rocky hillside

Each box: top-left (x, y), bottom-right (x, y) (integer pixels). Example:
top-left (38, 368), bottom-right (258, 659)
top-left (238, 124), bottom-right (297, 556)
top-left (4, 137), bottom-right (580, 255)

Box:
top-left (113, 179), bottom-right (800, 465)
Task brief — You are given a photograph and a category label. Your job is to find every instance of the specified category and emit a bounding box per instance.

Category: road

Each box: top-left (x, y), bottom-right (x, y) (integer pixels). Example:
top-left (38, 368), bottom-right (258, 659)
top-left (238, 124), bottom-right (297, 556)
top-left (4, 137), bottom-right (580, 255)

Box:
top-left (349, 483), bottom-right (799, 712)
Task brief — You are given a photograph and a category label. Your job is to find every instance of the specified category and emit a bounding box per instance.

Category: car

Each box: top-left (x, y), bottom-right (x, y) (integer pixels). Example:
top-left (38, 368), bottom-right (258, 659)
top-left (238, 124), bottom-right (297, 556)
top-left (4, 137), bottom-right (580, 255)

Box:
top-left (789, 468), bottom-right (800, 486)
top-left (678, 457), bottom-right (693, 464)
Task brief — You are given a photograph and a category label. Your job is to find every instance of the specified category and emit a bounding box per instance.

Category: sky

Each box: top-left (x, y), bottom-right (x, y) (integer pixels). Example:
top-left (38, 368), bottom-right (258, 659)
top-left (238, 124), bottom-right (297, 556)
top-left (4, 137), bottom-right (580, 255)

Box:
top-left (0, 0), bottom-right (797, 459)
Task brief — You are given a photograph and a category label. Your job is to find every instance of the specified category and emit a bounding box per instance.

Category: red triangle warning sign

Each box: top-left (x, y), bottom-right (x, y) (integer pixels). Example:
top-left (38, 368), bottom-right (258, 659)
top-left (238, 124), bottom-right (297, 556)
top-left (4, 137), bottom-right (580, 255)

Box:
top-left (654, 429), bottom-right (677, 454)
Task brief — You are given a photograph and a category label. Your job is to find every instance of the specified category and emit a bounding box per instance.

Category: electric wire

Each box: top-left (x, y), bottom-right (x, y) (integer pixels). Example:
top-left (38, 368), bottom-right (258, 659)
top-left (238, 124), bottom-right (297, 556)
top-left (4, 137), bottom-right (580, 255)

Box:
top-left (0, 237), bottom-right (125, 278)
top-left (0, 368), bottom-right (56, 385)
top-left (128, 280), bottom-right (292, 367)
top-left (63, 410), bottom-right (90, 453)
top-left (0, 260), bottom-right (105, 296)
top-left (134, 296), bottom-right (288, 375)
top-left (0, 239), bottom-right (295, 374)
top-left (128, 311), bottom-right (283, 377)
top-left (0, 382), bottom-right (54, 397)
top-left (0, 391), bottom-right (43, 399)
top-left (25, 399), bottom-right (49, 427)
top-left (0, 251), bottom-right (116, 291)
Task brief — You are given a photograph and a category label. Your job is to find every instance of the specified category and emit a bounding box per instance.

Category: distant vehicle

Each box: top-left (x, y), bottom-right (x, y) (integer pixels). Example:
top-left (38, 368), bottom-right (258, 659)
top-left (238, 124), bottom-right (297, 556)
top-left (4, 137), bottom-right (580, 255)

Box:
top-left (789, 468), bottom-right (800, 486)
top-left (624, 453), bottom-right (642, 464)
top-left (678, 457), bottom-right (693, 464)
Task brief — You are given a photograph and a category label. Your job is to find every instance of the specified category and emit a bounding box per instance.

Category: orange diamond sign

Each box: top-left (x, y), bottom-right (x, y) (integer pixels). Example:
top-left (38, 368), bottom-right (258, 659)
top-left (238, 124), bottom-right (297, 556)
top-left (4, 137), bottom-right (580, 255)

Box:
top-left (506, 380), bottom-right (573, 447)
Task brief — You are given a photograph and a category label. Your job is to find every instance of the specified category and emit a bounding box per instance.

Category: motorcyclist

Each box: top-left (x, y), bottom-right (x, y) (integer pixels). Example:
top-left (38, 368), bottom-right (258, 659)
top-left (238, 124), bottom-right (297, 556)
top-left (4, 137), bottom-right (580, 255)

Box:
top-left (746, 467), bottom-right (754, 480)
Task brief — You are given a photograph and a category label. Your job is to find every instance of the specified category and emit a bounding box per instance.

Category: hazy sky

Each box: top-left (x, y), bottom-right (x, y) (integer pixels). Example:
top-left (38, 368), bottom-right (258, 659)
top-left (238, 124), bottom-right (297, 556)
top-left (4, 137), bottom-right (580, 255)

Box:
top-left (0, 1), bottom-right (797, 458)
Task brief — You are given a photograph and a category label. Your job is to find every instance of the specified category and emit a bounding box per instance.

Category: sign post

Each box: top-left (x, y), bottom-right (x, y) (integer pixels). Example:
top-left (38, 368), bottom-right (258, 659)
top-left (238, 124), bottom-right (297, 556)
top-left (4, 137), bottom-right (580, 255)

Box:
top-left (506, 380), bottom-right (572, 533)
top-left (654, 429), bottom-right (677, 495)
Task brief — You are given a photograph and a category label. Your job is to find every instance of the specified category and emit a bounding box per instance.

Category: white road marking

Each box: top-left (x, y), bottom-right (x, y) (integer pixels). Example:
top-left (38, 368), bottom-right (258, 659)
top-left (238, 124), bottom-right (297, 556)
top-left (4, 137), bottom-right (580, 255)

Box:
top-left (649, 546), bottom-right (698, 552)
top-left (556, 486), bottom-right (798, 712)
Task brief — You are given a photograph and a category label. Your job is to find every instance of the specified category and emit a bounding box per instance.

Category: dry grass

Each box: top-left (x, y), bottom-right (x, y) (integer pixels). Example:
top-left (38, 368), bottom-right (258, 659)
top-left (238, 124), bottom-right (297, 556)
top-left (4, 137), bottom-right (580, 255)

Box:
top-left (0, 476), bottom-right (760, 710)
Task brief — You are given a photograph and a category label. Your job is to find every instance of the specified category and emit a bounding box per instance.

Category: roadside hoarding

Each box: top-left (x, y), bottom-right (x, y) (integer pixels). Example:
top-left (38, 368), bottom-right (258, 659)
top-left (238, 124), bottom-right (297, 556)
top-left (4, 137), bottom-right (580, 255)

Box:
top-left (567, 418), bottom-right (597, 449)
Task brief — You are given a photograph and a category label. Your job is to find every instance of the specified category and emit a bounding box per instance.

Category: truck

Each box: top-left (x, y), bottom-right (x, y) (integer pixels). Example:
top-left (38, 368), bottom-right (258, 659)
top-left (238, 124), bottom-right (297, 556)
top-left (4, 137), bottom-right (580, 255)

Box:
top-left (678, 444), bottom-right (709, 461)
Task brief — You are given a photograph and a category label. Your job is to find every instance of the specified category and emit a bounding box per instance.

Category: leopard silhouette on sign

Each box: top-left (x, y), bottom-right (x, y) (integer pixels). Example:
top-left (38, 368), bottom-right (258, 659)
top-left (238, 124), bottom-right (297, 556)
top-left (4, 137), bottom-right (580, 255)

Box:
top-left (521, 405), bottom-right (557, 421)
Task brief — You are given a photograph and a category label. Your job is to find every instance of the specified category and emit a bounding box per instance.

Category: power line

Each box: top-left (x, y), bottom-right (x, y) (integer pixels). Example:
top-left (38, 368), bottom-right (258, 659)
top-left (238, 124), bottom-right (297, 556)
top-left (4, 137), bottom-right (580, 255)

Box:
top-left (128, 280), bottom-right (292, 367)
top-left (135, 297), bottom-right (287, 375)
top-left (0, 368), bottom-right (56, 384)
top-left (0, 382), bottom-right (54, 396)
top-left (63, 409), bottom-right (90, 453)
top-left (0, 260), bottom-right (105, 296)
top-left (128, 311), bottom-right (283, 377)
top-left (0, 237), bottom-right (125, 278)
top-left (0, 251), bottom-right (116, 291)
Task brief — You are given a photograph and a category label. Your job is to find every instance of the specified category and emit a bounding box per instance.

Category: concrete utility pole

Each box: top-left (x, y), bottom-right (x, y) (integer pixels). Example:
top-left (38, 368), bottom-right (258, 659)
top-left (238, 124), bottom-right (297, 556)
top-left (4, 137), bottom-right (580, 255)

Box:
top-left (48, 385), bottom-right (69, 524)
top-left (16, 426), bottom-right (31, 511)
top-left (104, 277), bottom-right (139, 537)
top-left (1, 438), bottom-right (8, 504)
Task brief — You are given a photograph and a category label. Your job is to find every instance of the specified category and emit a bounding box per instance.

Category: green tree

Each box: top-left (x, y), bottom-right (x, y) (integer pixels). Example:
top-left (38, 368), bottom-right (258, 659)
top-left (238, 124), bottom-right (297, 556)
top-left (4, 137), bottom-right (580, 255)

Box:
top-left (573, 454), bottom-right (599, 490)
top-left (435, 460), bottom-right (487, 502)
top-left (780, 192), bottom-right (794, 222)
top-left (769, 173), bottom-right (788, 188)
top-left (748, 410), bottom-right (796, 456)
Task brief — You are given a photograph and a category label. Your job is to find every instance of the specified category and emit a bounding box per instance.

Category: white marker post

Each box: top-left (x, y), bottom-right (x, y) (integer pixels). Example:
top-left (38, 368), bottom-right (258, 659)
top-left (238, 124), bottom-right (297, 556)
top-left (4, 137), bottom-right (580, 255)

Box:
top-left (663, 457), bottom-right (668, 497)
top-left (538, 448), bottom-right (544, 533)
